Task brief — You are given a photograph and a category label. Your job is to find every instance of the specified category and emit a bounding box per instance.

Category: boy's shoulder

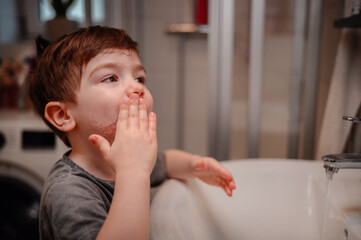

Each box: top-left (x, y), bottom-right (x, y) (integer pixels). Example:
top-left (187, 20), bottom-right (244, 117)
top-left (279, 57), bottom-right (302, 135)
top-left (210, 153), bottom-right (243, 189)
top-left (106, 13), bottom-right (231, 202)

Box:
top-left (42, 155), bottom-right (88, 195)
top-left (42, 154), bottom-right (114, 202)
top-left (39, 154), bottom-right (112, 240)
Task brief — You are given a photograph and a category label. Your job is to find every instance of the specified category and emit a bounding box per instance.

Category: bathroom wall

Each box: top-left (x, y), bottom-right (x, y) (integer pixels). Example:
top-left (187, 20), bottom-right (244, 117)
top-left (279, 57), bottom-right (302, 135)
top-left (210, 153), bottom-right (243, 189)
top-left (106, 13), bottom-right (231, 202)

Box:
top-left (230, 0), bottom-right (294, 159)
top-left (229, 0), bottom-right (250, 159)
top-left (0, 0), bottom-right (346, 160)
top-left (140, 0), bottom-right (209, 155)
top-left (315, 0), bottom-right (344, 152)
top-left (134, 0), bottom-right (345, 160)
top-left (230, 0), bottom-right (344, 160)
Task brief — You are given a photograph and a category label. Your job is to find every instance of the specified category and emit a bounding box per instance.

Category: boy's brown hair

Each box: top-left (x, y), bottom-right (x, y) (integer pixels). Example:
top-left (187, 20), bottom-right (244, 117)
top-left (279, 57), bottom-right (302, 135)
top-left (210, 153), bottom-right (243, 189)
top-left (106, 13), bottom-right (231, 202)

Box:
top-left (28, 26), bottom-right (138, 147)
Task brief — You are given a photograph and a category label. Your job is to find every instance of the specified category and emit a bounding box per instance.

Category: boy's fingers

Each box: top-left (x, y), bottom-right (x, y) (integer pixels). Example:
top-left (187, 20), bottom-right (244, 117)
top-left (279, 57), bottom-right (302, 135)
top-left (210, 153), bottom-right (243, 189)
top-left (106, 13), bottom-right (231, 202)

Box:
top-left (148, 112), bottom-right (157, 137)
top-left (218, 179), bottom-right (233, 197)
top-left (128, 94), bottom-right (139, 128)
top-left (118, 99), bottom-right (129, 130)
top-left (229, 181), bottom-right (236, 190)
top-left (89, 134), bottom-right (110, 159)
top-left (218, 181), bottom-right (230, 196)
top-left (220, 169), bottom-right (234, 182)
top-left (226, 187), bottom-right (233, 197)
top-left (139, 98), bottom-right (148, 131)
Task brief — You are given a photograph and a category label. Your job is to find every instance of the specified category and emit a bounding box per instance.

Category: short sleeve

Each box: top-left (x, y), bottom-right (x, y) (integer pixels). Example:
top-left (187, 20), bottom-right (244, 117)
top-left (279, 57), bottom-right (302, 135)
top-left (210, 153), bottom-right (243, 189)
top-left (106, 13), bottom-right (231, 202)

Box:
top-left (43, 177), bottom-right (108, 240)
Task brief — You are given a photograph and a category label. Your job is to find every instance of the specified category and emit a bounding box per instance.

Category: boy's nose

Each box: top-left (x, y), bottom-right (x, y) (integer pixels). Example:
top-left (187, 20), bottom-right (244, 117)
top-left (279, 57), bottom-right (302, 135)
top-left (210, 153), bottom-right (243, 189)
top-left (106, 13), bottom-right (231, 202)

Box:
top-left (126, 82), bottom-right (145, 98)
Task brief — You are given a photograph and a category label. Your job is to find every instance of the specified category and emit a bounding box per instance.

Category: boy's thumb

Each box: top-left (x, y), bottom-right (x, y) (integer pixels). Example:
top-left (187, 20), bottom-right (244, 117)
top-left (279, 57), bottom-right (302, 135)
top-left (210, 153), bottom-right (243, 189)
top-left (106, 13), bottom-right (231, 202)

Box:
top-left (88, 134), bottom-right (110, 159)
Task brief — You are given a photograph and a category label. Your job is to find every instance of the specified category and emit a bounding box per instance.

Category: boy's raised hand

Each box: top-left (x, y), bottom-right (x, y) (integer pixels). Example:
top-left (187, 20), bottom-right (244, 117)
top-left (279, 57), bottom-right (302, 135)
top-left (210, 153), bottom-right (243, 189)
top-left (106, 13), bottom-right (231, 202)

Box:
top-left (191, 156), bottom-right (236, 197)
top-left (89, 93), bottom-right (158, 176)
top-left (90, 94), bottom-right (157, 239)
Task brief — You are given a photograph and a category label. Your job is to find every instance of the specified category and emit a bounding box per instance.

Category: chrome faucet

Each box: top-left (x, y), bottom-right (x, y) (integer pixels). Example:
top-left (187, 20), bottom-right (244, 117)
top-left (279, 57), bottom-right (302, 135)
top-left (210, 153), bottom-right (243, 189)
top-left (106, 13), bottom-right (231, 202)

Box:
top-left (322, 153), bottom-right (361, 174)
top-left (322, 116), bottom-right (361, 175)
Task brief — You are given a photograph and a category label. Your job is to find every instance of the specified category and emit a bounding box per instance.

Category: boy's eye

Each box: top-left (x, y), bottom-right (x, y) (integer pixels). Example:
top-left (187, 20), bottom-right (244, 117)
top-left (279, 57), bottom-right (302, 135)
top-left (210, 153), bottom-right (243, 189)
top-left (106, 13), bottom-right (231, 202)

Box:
top-left (135, 77), bottom-right (145, 84)
top-left (102, 75), bottom-right (118, 83)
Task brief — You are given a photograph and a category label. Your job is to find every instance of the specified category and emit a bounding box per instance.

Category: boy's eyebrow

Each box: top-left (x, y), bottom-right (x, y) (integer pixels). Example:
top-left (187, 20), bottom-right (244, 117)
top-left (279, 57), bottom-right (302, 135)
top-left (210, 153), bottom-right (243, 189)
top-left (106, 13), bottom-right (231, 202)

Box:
top-left (88, 63), bottom-right (119, 78)
top-left (88, 63), bottom-right (146, 77)
top-left (134, 64), bottom-right (146, 74)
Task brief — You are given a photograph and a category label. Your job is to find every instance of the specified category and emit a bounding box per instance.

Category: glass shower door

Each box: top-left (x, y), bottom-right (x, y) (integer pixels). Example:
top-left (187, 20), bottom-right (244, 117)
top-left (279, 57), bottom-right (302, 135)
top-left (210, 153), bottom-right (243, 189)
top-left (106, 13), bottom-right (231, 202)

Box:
top-left (209, 0), bottom-right (335, 160)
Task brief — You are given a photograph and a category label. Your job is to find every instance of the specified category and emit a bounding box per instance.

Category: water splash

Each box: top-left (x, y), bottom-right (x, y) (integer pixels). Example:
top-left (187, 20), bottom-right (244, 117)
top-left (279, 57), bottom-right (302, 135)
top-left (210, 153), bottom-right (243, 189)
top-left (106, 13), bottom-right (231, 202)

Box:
top-left (325, 168), bottom-right (335, 181)
top-left (321, 170), bottom-right (333, 240)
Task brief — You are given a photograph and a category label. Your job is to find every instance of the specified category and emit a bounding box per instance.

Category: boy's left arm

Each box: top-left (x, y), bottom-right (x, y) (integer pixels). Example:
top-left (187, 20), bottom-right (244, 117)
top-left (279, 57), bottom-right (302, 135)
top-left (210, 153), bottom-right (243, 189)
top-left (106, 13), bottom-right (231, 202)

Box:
top-left (164, 149), bottom-right (236, 197)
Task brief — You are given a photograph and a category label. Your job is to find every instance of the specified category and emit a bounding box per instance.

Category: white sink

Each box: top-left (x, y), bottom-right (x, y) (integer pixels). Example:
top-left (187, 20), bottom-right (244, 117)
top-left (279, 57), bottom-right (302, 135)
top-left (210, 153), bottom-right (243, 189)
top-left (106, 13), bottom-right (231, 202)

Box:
top-left (150, 159), bottom-right (361, 240)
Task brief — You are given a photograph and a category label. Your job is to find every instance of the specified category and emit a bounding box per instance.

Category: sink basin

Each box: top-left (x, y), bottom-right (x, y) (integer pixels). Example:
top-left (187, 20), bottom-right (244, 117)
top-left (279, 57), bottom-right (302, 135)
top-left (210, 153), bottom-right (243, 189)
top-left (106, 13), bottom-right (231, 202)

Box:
top-left (150, 159), bottom-right (361, 240)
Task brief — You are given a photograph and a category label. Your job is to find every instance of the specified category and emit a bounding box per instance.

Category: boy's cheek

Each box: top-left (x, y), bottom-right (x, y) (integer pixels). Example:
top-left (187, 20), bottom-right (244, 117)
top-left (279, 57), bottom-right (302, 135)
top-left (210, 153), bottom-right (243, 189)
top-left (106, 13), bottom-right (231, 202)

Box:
top-left (86, 104), bottom-right (118, 140)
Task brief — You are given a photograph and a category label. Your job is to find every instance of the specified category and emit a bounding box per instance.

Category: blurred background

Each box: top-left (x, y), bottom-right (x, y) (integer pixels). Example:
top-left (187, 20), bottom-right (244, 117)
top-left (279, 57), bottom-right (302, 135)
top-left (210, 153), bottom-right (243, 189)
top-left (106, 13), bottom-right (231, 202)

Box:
top-left (0, 0), bottom-right (360, 160)
top-left (0, 0), bottom-right (360, 239)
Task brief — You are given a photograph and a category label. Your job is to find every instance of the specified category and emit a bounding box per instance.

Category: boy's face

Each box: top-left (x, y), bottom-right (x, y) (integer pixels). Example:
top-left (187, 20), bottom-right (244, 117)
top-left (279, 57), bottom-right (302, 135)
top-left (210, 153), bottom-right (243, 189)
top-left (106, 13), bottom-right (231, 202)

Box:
top-left (70, 49), bottom-right (153, 143)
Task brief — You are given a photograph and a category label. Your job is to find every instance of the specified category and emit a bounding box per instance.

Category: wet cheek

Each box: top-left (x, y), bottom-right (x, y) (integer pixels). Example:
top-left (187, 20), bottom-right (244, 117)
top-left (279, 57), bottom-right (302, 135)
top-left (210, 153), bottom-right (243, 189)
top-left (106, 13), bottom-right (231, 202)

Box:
top-left (87, 103), bottom-right (119, 142)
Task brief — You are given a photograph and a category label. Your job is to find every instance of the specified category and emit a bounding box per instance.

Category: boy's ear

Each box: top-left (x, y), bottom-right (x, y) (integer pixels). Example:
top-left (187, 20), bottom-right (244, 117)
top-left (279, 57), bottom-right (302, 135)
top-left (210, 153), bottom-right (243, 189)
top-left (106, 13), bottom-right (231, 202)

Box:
top-left (44, 101), bottom-right (76, 132)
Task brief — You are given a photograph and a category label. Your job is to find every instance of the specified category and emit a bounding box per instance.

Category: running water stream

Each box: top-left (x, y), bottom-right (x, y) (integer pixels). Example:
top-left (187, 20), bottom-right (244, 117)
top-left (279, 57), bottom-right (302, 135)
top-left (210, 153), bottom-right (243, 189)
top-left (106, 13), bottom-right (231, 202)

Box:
top-left (321, 170), bottom-right (334, 240)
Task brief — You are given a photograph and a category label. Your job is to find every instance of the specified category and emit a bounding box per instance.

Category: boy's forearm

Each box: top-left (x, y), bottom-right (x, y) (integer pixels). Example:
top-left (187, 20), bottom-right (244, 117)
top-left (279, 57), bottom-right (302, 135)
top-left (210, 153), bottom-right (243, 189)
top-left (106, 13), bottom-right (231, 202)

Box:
top-left (96, 172), bottom-right (150, 240)
top-left (165, 149), bottom-right (236, 197)
top-left (164, 149), bottom-right (197, 180)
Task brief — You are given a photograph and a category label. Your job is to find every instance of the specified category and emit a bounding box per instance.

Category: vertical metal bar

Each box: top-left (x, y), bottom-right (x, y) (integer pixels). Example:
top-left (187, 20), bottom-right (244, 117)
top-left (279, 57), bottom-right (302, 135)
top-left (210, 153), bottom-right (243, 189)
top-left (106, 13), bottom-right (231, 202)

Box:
top-left (208, 0), bottom-right (220, 158)
top-left (217, 0), bottom-right (235, 160)
top-left (85, 0), bottom-right (92, 27)
top-left (302, 0), bottom-right (323, 159)
top-left (208, 0), bottom-right (235, 160)
top-left (248, 0), bottom-right (266, 158)
top-left (288, 0), bottom-right (308, 159)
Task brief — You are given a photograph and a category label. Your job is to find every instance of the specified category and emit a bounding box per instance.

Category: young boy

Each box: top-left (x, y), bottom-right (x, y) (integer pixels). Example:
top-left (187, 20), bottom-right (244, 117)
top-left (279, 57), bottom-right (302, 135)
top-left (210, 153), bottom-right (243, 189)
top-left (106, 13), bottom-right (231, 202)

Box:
top-left (28, 26), bottom-right (235, 239)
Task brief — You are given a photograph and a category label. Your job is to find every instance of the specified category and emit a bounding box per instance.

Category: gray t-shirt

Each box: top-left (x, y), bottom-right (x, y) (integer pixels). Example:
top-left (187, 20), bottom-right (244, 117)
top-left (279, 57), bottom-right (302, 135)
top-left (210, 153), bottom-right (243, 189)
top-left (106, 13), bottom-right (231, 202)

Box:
top-left (39, 151), bottom-right (168, 240)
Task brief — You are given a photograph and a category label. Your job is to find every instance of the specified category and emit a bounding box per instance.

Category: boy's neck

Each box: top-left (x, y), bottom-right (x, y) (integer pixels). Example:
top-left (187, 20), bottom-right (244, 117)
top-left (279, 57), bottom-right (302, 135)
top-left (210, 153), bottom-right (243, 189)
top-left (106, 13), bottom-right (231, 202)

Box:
top-left (69, 147), bottom-right (116, 181)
